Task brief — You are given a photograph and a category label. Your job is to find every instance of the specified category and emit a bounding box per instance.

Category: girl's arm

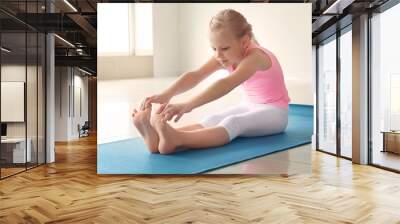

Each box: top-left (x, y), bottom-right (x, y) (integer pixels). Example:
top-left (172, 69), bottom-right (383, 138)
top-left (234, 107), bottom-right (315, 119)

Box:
top-left (143, 57), bottom-right (221, 110)
top-left (161, 57), bottom-right (222, 98)
top-left (186, 50), bottom-right (271, 111)
top-left (159, 50), bottom-right (271, 122)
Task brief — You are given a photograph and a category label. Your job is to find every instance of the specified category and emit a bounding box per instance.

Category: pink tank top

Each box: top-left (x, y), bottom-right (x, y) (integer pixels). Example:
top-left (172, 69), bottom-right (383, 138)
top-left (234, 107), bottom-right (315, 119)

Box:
top-left (227, 43), bottom-right (290, 109)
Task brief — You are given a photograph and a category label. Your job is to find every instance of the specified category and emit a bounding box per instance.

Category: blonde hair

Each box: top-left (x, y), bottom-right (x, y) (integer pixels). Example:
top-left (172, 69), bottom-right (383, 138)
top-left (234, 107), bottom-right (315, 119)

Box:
top-left (209, 9), bottom-right (259, 44)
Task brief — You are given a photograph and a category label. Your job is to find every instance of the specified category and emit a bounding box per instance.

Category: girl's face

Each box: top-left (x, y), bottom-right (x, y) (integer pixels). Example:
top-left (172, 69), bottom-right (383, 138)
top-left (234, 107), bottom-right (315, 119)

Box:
top-left (209, 28), bottom-right (250, 67)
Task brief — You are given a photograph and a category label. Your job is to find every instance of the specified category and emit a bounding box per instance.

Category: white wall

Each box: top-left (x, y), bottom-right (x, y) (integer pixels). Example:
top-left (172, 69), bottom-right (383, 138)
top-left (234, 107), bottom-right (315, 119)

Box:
top-left (1, 65), bottom-right (37, 137)
top-left (55, 67), bottom-right (89, 141)
top-left (153, 4), bottom-right (181, 77)
top-left (55, 67), bottom-right (70, 141)
top-left (72, 74), bottom-right (89, 137)
top-left (97, 56), bottom-right (153, 80)
top-left (1, 64), bottom-right (46, 163)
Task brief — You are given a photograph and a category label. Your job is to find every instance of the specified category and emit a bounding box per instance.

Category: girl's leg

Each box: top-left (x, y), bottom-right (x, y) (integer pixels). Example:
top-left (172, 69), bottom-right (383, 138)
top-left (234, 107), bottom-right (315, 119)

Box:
top-left (176, 123), bottom-right (204, 131)
top-left (151, 113), bottom-right (230, 154)
top-left (199, 102), bottom-right (250, 128)
top-left (150, 103), bottom-right (289, 154)
top-left (175, 103), bottom-right (250, 133)
top-left (218, 104), bottom-right (289, 141)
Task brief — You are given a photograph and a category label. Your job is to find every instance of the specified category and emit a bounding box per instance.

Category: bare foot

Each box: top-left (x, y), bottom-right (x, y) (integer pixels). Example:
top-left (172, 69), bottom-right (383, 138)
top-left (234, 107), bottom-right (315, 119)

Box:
top-left (150, 113), bottom-right (182, 154)
top-left (132, 105), bottom-right (159, 153)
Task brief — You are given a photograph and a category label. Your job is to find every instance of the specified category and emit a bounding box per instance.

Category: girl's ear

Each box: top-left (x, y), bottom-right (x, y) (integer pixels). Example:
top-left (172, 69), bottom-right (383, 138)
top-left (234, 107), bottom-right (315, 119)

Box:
top-left (241, 34), bottom-right (251, 49)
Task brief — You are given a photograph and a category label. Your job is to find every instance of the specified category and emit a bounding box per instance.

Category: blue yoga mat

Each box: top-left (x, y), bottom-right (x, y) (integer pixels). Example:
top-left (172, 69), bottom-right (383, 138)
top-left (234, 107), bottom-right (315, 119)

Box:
top-left (98, 104), bottom-right (313, 174)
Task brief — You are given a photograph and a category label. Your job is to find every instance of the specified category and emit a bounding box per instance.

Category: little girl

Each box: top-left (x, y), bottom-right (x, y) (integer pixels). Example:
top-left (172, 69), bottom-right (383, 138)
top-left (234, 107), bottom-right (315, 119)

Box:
top-left (132, 9), bottom-right (290, 154)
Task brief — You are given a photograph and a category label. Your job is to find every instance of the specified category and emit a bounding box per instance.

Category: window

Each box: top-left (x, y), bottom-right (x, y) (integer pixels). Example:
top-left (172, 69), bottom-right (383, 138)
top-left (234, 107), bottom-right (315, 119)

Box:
top-left (134, 4), bottom-right (153, 56)
top-left (371, 2), bottom-right (400, 171)
top-left (390, 74), bottom-right (400, 130)
top-left (317, 36), bottom-right (337, 155)
top-left (317, 27), bottom-right (353, 159)
top-left (98, 3), bottom-right (153, 56)
top-left (339, 28), bottom-right (352, 158)
top-left (98, 4), bottom-right (130, 56)
top-left (0, 1), bottom-right (46, 179)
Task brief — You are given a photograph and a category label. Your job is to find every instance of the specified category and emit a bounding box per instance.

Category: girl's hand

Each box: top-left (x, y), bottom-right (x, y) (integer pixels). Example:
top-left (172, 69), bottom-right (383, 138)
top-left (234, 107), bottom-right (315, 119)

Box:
top-left (140, 93), bottom-right (172, 110)
top-left (159, 102), bottom-right (193, 122)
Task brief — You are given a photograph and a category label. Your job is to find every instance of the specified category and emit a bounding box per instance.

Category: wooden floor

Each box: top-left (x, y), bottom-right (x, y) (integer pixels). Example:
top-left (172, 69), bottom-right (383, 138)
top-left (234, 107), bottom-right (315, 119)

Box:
top-left (1, 167), bottom-right (26, 178)
top-left (373, 150), bottom-right (400, 171)
top-left (1, 135), bottom-right (400, 223)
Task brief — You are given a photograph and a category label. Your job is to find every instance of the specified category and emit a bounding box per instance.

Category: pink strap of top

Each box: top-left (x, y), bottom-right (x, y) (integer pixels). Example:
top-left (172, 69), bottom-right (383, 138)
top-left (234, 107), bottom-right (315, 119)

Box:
top-left (229, 43), bottom-right (291, 109)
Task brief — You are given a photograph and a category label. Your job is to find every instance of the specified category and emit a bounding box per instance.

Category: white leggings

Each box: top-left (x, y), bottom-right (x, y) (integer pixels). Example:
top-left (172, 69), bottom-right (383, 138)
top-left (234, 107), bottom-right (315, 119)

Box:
top-left (200, 102), bottom-right (288, 141)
